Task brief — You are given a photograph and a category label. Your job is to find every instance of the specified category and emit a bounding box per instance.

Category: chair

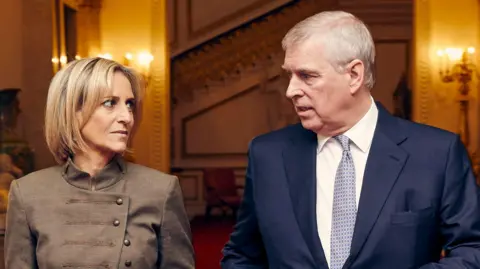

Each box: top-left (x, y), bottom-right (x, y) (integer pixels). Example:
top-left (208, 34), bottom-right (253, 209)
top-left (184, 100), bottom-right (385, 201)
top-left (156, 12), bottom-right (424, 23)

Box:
top-left (203, 168), bottom-right (243, 220)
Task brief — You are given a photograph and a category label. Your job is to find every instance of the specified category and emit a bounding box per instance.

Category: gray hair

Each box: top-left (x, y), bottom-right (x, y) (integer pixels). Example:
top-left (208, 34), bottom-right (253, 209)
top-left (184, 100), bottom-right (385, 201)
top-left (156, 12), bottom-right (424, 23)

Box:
top-left (282, 11), bottom-right (376, 89)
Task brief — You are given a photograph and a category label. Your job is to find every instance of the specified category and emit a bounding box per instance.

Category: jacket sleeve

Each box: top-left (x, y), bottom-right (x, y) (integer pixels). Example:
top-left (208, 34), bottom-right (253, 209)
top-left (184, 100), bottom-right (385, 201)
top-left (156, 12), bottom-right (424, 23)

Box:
top-left (158, 177), bottom-right (195, 269)
top-left (419, 135), bottom-right (480, 269)
top-left (221, 140), bottom-right (268, 269)
top-left (4, 180), bottom-right (38, 269)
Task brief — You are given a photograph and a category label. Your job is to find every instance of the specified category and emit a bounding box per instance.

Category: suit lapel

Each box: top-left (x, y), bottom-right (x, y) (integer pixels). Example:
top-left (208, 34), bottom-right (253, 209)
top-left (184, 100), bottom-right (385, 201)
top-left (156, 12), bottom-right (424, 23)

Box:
top-left (348, 105), bottom-right (409, 264)
top-left (283, 127), bottom-right (328, 268)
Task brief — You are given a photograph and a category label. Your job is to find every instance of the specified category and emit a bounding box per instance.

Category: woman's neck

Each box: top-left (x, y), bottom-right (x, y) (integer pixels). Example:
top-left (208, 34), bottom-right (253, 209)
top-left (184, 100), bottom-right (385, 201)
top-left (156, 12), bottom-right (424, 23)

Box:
top-left (73, 151), bottom-right (114, 176)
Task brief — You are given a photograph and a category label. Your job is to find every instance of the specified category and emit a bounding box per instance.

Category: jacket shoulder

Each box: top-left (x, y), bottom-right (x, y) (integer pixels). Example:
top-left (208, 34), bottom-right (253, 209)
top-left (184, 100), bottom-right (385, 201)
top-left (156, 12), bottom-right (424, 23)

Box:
top-left (398, 118), bottom-right (459, 144)
top-left (125, 163), bottom-right (177, 189)
top-left (251, 123), bottom-right (305, 145)
top-left (248, 123), bottom-right (311, 152)
top-left (15, 166), bottom-right (63, 188)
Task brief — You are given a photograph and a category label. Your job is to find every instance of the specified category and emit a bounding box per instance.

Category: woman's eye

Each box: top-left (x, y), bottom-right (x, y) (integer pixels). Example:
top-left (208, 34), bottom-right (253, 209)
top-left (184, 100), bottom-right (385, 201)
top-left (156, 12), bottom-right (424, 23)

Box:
top-left (102, 99), bottom-right (115, 107)
top-left (126, 100), bottom-right (135, 110)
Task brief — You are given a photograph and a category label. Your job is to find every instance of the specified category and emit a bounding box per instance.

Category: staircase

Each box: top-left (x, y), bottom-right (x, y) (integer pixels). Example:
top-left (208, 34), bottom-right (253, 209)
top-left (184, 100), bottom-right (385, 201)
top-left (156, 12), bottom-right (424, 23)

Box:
top-left (171, 0), bottom-right (338, 108)
top-left (171, 0), bottom-right (412, 110)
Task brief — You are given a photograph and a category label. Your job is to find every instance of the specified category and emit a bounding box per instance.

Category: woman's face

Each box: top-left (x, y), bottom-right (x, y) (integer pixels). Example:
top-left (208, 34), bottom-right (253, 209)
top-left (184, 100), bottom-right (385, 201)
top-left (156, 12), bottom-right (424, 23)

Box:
top-left (79, 72), bottom-right (136, 156)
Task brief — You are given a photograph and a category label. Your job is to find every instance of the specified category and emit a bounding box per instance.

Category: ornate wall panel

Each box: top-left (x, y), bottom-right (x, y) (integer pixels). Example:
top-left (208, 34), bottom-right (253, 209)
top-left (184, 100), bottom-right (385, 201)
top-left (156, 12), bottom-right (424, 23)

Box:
top-left (167, 0), bottom-right (178, 49)
top-left (182, 85), bottom-right (272, 158)
top-left (339, 0), bottom-right (412, 25)
top-left (371, 40), bottom-right (410, 113)
top-left (413, 0), bottom-right (432, 124)
top-left (169, 0), bottom-right (294, 56)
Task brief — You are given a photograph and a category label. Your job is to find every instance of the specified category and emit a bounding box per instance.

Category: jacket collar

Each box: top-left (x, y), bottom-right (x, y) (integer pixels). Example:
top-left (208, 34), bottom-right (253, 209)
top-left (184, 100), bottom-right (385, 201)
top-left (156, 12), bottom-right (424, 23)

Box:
top-left (62, 155), bottom-right (126, 191)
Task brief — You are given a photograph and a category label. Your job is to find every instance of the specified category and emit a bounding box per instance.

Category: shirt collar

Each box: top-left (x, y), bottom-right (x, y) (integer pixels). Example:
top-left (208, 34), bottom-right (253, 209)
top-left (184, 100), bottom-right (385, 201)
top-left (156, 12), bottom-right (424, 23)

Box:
top-left (317, 97), bottom-right (378, 153)
top-left (62, 154), bottom-right (127, 190)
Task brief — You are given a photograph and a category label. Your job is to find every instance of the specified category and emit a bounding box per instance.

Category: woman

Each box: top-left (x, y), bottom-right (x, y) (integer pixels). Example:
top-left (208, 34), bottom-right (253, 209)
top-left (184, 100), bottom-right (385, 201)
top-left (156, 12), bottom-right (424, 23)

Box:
top-left (4, 57), bottom-right (195, 268)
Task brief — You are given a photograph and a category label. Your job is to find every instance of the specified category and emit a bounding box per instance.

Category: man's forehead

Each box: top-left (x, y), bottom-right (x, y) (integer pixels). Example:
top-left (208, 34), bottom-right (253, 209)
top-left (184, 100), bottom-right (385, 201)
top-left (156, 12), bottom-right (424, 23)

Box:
top-left (287, 35), bottom-right (324, 51)
top-left (282, 43), bottom-right (325, 70)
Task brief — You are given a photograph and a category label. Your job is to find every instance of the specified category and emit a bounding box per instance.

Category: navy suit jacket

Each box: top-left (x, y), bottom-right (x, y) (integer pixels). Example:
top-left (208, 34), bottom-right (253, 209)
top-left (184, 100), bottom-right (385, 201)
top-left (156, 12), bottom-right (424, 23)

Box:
top-left (221, 104), bottom-right (480, 269)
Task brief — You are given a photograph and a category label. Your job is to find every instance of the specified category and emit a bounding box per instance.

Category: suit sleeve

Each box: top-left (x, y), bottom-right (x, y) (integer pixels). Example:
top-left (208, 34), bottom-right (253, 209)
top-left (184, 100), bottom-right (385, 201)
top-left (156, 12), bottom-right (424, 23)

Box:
top-left (419, 135), bottom-right (480, 269)
top-left (221, 141), bottom-right (268, 269)
top-left (158, 177), bottom-right (195, 269)
top-left (4, 180), bottom-right (38, 269)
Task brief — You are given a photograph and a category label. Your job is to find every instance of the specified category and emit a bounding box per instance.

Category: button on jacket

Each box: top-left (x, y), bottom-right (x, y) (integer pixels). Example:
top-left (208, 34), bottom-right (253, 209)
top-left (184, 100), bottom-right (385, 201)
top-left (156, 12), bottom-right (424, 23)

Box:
top-left (5, 156), bottom-right (195, 269)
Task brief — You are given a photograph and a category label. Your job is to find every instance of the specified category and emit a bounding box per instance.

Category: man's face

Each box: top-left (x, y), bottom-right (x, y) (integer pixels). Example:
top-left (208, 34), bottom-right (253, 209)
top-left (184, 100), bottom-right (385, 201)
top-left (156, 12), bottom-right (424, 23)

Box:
top-left (282, 38), bottom-right (355, 135)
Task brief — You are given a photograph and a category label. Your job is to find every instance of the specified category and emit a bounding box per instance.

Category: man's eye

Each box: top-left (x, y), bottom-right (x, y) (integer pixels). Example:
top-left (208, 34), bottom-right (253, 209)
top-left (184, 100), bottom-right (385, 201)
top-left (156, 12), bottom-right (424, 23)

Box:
top-left (299, 72), bottom-right (311, 79)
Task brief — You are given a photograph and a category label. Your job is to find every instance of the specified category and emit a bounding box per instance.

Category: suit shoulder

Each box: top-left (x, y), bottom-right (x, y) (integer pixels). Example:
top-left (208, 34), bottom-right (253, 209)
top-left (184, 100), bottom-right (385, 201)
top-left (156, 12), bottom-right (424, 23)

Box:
top-left (399, 118), bottom-right (458, 143)
top-left (250, 123), bottom-right (304, 146)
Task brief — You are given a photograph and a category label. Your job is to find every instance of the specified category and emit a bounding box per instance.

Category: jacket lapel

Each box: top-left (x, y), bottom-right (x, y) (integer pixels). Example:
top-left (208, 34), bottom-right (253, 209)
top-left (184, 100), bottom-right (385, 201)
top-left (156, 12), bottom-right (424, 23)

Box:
top-left (347, 105), bottom-right (409, 265)
top-left (283, 127), bottom-right (329, 268)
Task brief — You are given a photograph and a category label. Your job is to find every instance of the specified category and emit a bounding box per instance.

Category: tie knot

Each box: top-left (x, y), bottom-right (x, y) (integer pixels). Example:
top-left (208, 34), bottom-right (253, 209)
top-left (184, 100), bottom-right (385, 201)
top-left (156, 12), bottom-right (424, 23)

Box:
top-left (334, 135), bottom-right (350, 151)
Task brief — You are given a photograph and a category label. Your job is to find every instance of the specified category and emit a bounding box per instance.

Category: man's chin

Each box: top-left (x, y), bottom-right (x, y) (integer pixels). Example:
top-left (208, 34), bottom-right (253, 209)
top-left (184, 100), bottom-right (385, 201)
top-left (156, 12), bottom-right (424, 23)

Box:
top-left (299, 119), bottom-right (323, 133)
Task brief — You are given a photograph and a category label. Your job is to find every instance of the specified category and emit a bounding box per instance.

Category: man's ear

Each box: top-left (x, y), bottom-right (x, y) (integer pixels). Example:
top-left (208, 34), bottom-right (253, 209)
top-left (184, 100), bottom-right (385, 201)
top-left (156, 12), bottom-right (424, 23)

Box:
top-left (346, 59), bottom-right (365, 94)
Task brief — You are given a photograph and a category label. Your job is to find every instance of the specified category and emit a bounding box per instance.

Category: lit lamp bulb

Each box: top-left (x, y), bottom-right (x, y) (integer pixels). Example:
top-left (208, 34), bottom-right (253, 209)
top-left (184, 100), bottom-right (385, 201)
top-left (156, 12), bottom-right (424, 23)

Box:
top-left (137, 52), bottom-right (154, 77)
top-left (98, 53), bottom-right (113, 60)
top-left (137, 52), bottom-right (154, 66)
top-left (59, 56), bottom-right (67, 66)
top-left (124, 52), bottom-right (133, 66)
top-left (445, 48), bottom-right (463, 62)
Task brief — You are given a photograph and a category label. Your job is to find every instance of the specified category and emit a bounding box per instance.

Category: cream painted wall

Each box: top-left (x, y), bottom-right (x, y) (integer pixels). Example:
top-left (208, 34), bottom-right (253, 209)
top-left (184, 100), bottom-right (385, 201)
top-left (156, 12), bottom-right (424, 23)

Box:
top-left (100, 0), bottom-right (152, 61)
top-left (414, 0), bottom-right (480, 153)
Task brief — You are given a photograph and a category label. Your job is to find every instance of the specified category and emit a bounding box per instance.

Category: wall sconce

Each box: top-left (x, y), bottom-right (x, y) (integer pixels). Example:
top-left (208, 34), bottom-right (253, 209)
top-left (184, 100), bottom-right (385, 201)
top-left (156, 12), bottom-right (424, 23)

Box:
top-left (52, 52), bottom-right (154, 85)
top-left (123, 52), bottom-right (154, 84)
top-left (437, 47), bottom-right (477, 148)
top-left (51, 55), bottom-right (83, 73)
top-left (98, 53), bottom-right (113, 60)
top-left (51, 55), bottom-right (68, 73)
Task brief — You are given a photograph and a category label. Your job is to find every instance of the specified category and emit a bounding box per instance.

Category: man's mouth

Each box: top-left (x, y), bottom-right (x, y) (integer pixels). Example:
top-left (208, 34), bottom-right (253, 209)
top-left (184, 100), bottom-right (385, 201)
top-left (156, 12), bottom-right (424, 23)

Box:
top-left (297, 106), bottom-right (312, 112)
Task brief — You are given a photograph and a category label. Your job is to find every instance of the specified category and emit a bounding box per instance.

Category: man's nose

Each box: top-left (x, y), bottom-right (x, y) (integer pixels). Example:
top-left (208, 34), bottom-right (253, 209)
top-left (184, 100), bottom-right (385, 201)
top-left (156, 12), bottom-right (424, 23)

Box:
top-left (285, 77), bottom-right (303, 99)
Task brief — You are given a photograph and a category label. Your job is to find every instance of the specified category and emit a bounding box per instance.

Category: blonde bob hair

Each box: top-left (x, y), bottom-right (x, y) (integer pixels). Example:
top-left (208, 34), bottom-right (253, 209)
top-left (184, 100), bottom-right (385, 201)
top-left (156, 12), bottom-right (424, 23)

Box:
top-left (44, 57), bottom-right (144, 164)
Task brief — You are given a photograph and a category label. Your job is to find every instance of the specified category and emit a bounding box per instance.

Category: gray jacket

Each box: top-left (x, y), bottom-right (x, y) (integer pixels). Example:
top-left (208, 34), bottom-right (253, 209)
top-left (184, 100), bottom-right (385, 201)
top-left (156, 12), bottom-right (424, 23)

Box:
top-left (4, 156), bottom-right (195, 269)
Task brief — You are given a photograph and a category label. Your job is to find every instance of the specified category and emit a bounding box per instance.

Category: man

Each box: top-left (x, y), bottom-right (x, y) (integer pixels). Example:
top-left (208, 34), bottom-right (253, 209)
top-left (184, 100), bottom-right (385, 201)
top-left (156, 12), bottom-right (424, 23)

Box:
top-left (221, 10), bottom-right (480, 269)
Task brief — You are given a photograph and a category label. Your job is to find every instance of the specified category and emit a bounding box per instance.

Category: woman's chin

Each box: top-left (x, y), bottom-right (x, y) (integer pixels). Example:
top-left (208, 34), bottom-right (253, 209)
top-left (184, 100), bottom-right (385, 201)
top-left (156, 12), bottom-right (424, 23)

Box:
top-left (105, 143), bottom-right (128, 154)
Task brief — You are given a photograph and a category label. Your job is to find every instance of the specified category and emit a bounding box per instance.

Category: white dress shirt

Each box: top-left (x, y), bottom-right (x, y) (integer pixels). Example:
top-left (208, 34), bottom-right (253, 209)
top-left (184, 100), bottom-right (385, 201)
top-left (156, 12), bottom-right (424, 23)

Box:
top-left (316, 98), bottom-right (378, 267)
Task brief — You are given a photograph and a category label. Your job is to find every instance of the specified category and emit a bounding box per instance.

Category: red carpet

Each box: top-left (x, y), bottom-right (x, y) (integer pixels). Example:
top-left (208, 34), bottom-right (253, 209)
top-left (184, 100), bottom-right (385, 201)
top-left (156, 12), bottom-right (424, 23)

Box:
top-left (191, 217), bottom-right (235, 269)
